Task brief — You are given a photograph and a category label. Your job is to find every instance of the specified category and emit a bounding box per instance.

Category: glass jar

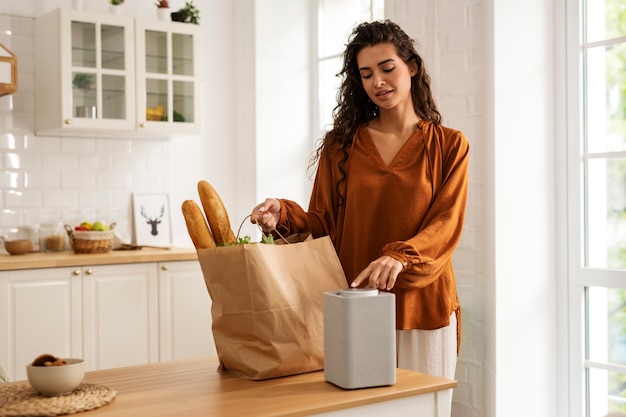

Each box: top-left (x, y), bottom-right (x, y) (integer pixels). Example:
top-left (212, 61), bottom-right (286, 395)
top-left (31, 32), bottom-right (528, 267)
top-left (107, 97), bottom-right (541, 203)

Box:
top-left (17, 225), bottom-right (40, 252)
top-left (40, 222), bottom-right (66, 252)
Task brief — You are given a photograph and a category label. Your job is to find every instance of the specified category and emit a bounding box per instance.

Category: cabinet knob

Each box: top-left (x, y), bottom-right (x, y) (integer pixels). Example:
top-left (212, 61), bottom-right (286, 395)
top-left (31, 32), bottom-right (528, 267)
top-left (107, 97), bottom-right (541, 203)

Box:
top-left (65, 119), bottom-right (72, 125)
top-left (85, 269), bottom-right (93, 275)
top-left (140, 122), bottom-right (146, 128)
top-left (161, 265), bottom-right (168, 271)
top-left (73, 269), bottom-right (80, 276)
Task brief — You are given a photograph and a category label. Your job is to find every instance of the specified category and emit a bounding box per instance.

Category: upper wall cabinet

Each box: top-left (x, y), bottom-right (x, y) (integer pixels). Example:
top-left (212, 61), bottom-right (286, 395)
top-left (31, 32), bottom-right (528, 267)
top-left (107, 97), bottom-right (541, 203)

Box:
top-left (134, 19), bottom-right (202, 137)
top-left (34, 9), bottom-right (203, 139)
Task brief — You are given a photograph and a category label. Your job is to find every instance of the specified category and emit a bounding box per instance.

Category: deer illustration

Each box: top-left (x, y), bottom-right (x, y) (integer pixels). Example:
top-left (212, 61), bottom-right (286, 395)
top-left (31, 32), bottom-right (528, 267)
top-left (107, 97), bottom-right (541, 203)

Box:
top-left (141, 205), bottom-right (165, 236)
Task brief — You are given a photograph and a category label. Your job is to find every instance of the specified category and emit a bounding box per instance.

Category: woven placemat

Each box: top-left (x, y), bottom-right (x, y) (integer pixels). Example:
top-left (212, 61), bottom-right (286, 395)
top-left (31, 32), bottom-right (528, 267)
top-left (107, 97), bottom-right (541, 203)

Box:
top-left (0, 382), bottom-right (116, 417)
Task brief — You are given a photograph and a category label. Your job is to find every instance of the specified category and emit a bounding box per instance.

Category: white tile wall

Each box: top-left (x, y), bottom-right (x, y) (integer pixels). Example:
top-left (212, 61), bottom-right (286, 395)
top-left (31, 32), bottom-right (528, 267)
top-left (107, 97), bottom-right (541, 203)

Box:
top-left (0, 13), bottom-right (169, 242)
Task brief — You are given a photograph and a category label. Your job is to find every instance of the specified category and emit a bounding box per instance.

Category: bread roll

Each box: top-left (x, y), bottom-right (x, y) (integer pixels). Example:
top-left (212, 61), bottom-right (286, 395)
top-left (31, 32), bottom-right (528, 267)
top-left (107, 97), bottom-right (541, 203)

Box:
top-left (181, 199), bottom-right (216, 249)
top-left (197, 180), bottom-right (236, 245)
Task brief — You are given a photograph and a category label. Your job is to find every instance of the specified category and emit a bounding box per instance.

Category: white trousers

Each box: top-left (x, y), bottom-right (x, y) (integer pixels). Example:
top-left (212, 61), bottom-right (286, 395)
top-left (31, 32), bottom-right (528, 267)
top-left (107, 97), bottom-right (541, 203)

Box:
top-left (395, 313), bottom-right (457, 379)
top-left (396, 313), bottom-right (457, 417)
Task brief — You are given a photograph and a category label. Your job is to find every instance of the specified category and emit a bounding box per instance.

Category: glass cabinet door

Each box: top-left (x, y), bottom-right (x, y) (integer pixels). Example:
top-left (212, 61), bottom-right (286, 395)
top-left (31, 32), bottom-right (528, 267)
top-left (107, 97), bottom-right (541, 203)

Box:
top-left (172, 33), bottom-right (195, 124)
top-left (145, 30), bottom-right (168, 122)
top-left (70, 19), bottom-right (129, 122)
top-left (144, 30), bottom-right (197, 124)
top-left (71, 21), bottom-right (97, 119)
top-left (139, 22), bottom-right (200, 134)
top-left (101, 24), bottom-right (126, 120)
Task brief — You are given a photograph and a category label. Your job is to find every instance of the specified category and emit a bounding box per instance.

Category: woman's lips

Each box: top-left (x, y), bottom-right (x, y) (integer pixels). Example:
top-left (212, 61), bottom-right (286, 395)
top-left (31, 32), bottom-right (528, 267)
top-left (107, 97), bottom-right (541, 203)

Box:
top-left (375, 89), bottom-right (393, 99)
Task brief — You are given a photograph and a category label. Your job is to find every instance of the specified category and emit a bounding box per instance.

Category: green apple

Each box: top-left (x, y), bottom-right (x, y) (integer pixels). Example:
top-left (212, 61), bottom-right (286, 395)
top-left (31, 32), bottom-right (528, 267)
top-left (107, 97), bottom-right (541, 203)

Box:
top-left (92, 221), bottom-right (108, 231)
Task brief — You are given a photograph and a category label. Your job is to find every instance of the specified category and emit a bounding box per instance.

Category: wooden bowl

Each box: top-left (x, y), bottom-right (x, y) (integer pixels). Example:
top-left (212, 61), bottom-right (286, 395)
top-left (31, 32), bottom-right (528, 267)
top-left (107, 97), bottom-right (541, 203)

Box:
top-left (4, 239), bottom-right (32, 255)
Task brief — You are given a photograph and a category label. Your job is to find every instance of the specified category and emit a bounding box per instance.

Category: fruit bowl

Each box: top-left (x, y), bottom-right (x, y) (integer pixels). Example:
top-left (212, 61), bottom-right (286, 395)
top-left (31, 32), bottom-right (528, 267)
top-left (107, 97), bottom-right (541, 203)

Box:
top-left (65, 223), bottom-right (115, 254)
top-left (26, 358), bottom-right (85, 396)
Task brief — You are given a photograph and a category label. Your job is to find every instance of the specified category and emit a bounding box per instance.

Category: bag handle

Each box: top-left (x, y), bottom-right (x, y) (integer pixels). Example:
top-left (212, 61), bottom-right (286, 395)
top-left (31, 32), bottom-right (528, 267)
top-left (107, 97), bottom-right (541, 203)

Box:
top-left (236, 215), bottom-right (290, 244)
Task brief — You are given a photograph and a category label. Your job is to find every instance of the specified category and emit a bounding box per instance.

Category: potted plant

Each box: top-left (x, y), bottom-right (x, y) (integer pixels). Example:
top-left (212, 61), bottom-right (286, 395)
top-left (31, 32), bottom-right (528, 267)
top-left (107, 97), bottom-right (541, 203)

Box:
top-left (109, 0), bottom-right (124, 14)
top-left (72, 73), bottom-right (94, 90)
top-left (155, 0), bottom-right (170, 20)
top-left (171, 1), bottom-right (199, 24)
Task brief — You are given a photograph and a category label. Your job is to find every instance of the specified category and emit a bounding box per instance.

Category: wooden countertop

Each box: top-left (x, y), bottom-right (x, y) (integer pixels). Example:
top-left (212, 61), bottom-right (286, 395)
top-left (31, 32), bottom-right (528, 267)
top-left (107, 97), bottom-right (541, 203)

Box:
top-left (76, 356), bottom-right (456, 417)
top-left (0, 247), bottom-right (198, 271)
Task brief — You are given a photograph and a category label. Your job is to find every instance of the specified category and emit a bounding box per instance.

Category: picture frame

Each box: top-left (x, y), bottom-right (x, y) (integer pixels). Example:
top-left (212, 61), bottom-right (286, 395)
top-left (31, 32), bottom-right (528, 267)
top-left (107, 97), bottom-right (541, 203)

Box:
top-left (132, 193), bottom-right (172, 247)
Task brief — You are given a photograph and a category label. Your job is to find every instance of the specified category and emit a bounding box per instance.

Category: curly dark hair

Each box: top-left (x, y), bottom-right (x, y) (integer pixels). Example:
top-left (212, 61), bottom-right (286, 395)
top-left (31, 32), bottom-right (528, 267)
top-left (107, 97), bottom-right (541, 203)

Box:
top-left (309, 20), bottom-right (441, 205)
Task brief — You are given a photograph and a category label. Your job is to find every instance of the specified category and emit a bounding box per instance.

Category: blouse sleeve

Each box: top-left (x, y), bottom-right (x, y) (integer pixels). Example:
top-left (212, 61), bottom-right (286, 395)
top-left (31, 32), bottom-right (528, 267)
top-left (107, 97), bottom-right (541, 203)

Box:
top-left (383, 127), bottom-right (470, 289)
top-left (274, 145), bottom-right (342, 240)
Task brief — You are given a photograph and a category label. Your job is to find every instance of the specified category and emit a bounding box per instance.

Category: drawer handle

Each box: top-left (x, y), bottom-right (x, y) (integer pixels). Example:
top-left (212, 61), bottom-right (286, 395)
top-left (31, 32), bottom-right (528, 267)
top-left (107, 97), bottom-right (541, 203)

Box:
top-left (73, 269), bottom-right (80, 276)
top-left (65, 119), bottom-right (72, 125)
top-left (85, 269), bottom-right (93, 275)
top-left (161, 265), bottom-right (168, 271)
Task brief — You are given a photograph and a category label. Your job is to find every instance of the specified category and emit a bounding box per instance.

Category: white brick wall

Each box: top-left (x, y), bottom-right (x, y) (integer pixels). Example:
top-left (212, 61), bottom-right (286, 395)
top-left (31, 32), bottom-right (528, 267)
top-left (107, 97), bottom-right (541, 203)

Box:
top-left (386, 1), bottom-right (486, 416)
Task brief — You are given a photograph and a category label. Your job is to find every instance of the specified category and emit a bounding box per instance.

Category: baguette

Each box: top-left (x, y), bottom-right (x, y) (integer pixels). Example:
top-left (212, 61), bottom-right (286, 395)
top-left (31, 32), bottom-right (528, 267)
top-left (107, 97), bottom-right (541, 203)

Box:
top-left (181, 199), bottom-right (216, 249)
top-left (197, 180), bottom-right (236, 245)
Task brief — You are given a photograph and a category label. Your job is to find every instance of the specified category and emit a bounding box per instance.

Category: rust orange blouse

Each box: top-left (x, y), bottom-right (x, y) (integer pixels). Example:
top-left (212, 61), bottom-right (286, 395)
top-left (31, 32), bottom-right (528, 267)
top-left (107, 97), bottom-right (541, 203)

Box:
top-left (275, 120), bottom-right (469, 350)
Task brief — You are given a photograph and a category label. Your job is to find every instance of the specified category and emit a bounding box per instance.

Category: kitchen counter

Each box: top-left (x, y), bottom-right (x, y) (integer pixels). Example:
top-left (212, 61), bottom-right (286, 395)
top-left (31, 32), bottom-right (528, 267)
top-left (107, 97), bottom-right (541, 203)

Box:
top-left (71, 356), bottom-right (456, 416)
top-left (0, 247), bottom-right (197, 271)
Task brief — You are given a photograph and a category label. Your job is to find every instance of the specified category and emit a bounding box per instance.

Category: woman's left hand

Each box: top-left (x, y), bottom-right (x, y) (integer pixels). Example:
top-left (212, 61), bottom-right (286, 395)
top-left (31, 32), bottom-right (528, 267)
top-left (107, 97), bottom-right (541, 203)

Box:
top-left (350, 255), bottom-right (403, 290)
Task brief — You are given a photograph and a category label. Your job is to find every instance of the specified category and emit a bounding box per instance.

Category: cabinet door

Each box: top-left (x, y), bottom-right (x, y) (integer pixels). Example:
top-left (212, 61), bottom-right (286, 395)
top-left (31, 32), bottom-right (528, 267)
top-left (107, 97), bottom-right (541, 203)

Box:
top-left (35, 9), bottom-right (136, 136)
top-left (0, 268), bottom-right (82, 381)
top-left (158, 260), bottom-right (215, 361)
top-left (135, 20), bottom-right (202, 137)
top-left (82, 263), bottom-right (158, 371)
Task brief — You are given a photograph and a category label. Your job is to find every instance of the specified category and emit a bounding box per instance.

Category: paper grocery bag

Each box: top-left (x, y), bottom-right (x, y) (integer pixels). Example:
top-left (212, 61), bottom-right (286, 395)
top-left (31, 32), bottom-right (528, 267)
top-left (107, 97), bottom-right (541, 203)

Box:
top-left (196, 235), bottom-right (347, 380)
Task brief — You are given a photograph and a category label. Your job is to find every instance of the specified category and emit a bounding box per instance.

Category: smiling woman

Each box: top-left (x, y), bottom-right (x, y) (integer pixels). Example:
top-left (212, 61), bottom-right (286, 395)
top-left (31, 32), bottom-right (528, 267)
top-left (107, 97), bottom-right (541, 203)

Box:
top-left (250, 20), bottom-right (469, 417)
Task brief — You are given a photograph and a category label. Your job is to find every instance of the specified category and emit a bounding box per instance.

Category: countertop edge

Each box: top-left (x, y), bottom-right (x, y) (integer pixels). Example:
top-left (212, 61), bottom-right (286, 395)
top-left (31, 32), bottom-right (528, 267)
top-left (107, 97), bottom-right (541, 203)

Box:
top-left (0, 247), bottom-right (198, 270)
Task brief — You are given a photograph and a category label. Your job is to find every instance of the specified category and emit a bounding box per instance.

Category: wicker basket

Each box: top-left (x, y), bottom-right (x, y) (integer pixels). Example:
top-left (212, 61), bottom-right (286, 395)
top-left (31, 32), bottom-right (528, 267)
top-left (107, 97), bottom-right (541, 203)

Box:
top-left (65, 224), bottom-right (115, 254)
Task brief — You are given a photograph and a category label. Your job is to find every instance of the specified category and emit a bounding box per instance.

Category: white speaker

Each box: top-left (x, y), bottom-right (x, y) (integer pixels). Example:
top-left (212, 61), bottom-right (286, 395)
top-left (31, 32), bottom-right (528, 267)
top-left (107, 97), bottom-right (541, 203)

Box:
top-left (324, 288), bottom-right (396, 389)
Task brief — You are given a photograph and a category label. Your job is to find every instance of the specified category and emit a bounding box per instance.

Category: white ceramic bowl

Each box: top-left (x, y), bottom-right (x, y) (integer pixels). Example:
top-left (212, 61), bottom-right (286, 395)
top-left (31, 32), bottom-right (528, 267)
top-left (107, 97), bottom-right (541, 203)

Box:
top-left (26, 358), bottom-right (85, 396)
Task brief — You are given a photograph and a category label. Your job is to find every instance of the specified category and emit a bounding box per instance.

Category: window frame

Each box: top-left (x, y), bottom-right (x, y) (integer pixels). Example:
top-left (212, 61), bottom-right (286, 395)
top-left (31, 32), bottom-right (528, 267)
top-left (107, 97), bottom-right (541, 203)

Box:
top-left (566, 0), bottom-right (626, 416)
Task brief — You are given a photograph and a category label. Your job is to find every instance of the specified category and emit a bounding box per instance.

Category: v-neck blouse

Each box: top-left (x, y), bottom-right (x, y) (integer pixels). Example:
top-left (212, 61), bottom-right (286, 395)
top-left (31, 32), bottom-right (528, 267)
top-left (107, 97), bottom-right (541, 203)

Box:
top-left (358, 122), bottom-right (425, 170)
top-left (276, 120), bottom-right (469, 339)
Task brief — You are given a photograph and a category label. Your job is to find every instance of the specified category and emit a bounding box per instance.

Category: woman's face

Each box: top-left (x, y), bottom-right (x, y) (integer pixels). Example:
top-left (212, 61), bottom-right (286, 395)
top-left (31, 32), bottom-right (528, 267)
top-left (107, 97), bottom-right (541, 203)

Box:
top-left (356, 42), bottom-right (416, 112)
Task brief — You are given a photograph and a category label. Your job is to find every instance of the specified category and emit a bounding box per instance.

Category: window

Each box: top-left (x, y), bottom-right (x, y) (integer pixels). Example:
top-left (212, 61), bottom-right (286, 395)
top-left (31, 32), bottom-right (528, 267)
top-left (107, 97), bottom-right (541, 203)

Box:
top-left (568, 0), bottom-right (626, 415)
top-left (315, 0), bottom-right (384, 138)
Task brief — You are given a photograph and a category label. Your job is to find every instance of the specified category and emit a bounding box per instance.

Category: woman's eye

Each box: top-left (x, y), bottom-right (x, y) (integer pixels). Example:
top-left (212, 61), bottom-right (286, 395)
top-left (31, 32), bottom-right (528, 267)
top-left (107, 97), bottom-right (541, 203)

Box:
top-left (383, 67), bottom-right (395, 73)
top-left (361, 73), bottom-right (372, 79)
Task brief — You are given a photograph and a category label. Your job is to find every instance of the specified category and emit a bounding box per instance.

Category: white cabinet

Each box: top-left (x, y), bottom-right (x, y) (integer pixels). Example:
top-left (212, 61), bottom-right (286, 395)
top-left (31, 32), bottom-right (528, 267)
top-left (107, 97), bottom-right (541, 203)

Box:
top-left (158, 260), bottom-right (215, 361)
top-left (135, 20), bottom-right (203, 137)
top-left (0, 268), bottom-right (82, 382)
top-left (35, 9), bottom-right (136, 136)
top-left (34, 9), bottom-right (202, 139)
top-left (81, 263), bottom-right (159, 371)
top-left (0, 259), bottom-right (212, 382)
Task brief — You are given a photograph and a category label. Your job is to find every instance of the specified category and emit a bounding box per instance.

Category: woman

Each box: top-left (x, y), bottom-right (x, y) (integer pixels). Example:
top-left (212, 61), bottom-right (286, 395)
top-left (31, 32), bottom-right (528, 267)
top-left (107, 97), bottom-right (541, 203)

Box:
top-left (251, 20), bottom-right (469, 383)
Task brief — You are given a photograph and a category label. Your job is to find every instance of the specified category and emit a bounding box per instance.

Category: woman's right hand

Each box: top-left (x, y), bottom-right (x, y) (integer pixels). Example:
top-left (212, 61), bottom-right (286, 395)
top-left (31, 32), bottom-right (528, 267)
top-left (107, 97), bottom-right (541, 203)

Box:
top-left (250, 198), bottom-right (281, 232)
